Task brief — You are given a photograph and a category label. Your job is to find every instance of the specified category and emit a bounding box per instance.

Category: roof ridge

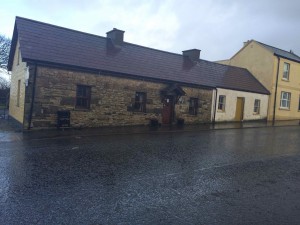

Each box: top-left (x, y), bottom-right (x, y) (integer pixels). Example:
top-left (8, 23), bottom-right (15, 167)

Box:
top-left (124, 41), bottom-right (184, 58)
top-left (15, 16), bottom-right (192, 60)
top-left (256, 40), bottom-right (300, 57)
top-left (16, 16), bottom-right (107, 41)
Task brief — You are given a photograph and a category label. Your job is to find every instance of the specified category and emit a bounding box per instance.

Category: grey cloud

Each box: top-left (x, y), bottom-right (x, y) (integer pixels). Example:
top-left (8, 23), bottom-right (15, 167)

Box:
top-left (165, 0), bottom-right (300, 60)
top-left (15, 0), bottom-right (300, 60)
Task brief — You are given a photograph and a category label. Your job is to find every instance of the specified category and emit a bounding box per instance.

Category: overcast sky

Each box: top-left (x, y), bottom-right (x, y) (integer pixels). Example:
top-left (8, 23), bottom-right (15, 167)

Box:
top-left (1, 0), bottom-right (300, 61)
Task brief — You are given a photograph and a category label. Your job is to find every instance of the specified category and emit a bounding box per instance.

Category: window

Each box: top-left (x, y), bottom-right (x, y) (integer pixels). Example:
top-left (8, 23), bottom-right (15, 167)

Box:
top-left (134, 92), bottom-right (146, 112)
top-left (76, 85), bottom-right (91, 109)
top-left (17, 79), bottom-right (21, 107)
top-left (189, 98), bottom-right (198, 115)
top-left (218, 95), bottom-right (226, 111)
top-left (298, 96), bottom-right (300, 111)
top-left (283, 62), bottom-right (290, 80)
top-left (254, 99), bottom-right (260, 114)
top-left (280, 91), bottom-right (291, 109)
top-left (17, 47), bottom-right (20, 65)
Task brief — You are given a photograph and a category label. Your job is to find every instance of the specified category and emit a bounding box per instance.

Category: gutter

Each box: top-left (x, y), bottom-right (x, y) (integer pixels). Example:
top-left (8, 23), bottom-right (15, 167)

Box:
top-left (272, 56), bottom-right (280, 125)
top-left (27, 64), bottom-right (37, 130)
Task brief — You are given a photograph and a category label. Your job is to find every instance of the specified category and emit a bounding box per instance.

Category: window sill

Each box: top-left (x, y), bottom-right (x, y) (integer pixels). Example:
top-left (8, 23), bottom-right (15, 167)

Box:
top-left (133, 111), bottom-right (147, 114)
top-left (217, 110), bottom-right (225, 113)
top-left (281, 78), bottom-right (289, 82)
top-left (74, 108), bottom-right (91, 112)
top-left (279, 107), bottom-right (290, 111)
top-left (253, 113), bottom-right (260, 115)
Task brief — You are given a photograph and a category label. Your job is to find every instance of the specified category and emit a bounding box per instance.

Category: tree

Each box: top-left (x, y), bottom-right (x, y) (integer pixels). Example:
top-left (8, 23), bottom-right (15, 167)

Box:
top-left (0, 34), bottom-right (11, 88)
top-left (0, 35), bottom-right (11, 109)
top-left (0, 34), bottom-right (11, 67)
top-left (0, 77), bottom-right (9, 89)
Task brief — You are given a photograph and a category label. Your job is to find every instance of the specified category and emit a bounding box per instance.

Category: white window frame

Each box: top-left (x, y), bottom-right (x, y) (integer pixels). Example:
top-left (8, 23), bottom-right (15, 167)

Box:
top-left (280, 91), bottom-right (291, 109)
top-left (134, 92), bottom-right (147, 112)
top-left (254, 99), bottom-right (260, 114)
top-left (283, 62), bottom-right (290, 80)
top-left (218, 95), bottom-right (226, 111)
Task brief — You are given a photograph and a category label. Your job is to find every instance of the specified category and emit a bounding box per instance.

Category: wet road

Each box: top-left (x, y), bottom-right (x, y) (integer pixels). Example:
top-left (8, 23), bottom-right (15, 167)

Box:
top-left (1, 126), bottom-right (300, 224)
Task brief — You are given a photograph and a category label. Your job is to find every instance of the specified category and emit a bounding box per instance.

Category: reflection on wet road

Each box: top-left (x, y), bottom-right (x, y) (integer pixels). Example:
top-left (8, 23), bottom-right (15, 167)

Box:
top-left (1, 126), bottom-right (300, 224)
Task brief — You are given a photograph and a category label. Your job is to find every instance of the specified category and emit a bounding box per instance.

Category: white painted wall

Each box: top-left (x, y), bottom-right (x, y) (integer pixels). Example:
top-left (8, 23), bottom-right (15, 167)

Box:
top-left (214, 88), bottom-right (269, 122)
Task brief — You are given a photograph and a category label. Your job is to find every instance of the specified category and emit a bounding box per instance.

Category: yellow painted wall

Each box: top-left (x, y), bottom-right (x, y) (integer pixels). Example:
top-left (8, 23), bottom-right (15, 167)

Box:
top-left (223, 40), bottom-right (300, 121)
top-left (229, 41), bottom-right (275, 91)
top-left (9, 40), bottom-right (27, 124)
top-left (274, 58), bottom-right (300, 120)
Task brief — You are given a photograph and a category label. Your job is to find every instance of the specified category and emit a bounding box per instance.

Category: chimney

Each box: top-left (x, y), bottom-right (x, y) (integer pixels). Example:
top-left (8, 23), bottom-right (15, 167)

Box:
top-left (106, 28), bottom-right (125, 46)
top-left (182, 49), bottom-right (201, 61)
top-left (243, 40), bottom-right (251, 46)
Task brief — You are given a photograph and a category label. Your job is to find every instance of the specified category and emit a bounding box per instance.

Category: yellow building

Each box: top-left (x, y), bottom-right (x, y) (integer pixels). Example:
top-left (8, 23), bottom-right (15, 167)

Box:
top-left (219, 40), bottom-right (300, 122)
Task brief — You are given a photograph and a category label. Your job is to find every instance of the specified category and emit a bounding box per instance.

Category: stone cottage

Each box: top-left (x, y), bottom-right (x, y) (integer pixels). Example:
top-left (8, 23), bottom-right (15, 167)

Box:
top-left (8, 17), bottom-right (269, 130)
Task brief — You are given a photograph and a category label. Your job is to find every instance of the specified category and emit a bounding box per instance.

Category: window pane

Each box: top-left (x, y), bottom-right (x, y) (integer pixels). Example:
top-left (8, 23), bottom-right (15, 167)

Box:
top-left (254, 99), bottom-right (260, 113)
top-left (282, 100), bottom-right (287, 108)
top-left (134, 92), bottom-right (146, 112)
top-left (282, 92), bottom-right (287, 99)
top-left (283, 63), bottom-right (290, 80)
top-left (218, 95), bottom-right (225, 111)
top-left (189, 98), bottom-right (198, 115)
top-left (76, 85), bottom-right (91, 108)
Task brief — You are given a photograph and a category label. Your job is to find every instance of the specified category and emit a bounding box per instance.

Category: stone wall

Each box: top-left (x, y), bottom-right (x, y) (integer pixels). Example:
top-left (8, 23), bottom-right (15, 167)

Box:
top-left (29, 66), bottom-right (213, 128)
top-left (175, 88), bottom-right (212, 124)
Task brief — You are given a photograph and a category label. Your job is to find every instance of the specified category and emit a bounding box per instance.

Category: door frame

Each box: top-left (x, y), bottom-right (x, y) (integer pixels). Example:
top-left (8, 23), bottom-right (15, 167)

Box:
top-left (162, 95), bottom-right (175, 124)
top-left (235, 97), bottom-right (245, 121)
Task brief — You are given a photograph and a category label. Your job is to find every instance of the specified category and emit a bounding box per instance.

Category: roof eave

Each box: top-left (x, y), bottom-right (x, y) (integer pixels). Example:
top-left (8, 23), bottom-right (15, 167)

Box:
top-left (216, 86), bottom-right (270, 95)
top-left (273, 53), bottom-right (300, 63)
top-left (22, 58), bottom-right (215, 90)
top-left (7, 21), bottom-right (18, 71)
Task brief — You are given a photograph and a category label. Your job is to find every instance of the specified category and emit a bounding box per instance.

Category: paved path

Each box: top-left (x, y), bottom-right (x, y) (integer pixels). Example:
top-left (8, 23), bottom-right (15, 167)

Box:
top-left (0, 125), bottom-right (300, 224)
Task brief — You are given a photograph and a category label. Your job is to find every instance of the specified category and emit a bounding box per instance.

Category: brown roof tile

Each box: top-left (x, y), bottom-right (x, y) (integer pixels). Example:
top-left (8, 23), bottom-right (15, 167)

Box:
top-left (8, 17), bottom-right (269, 95)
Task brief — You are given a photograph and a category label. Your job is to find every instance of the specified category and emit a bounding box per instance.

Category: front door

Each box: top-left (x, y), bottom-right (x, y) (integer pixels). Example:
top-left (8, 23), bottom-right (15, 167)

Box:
top-left (235, 97), bottom-right (244, 121)
top-left (162, 96), bottom-right (174, 124)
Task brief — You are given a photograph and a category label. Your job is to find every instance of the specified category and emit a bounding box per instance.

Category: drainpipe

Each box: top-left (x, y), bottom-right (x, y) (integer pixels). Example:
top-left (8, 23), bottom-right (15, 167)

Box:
top-left (213, 88), bottom-right (218, 125)
top-left (272, 56), bottom-right (280, 125)
top-left (27, 64), bottom-right (37, 130)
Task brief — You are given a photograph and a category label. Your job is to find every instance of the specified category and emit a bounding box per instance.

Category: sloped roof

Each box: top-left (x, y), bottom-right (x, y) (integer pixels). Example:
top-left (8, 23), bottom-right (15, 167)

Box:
top-left (8, 17), bottom-right (269, 95)
top-left (256, 41), bottom-right (300, 63)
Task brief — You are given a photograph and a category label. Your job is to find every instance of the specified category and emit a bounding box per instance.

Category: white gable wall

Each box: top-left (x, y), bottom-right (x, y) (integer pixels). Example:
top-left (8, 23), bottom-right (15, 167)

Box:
top-left (215, 88), bottom-right (269, 122)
